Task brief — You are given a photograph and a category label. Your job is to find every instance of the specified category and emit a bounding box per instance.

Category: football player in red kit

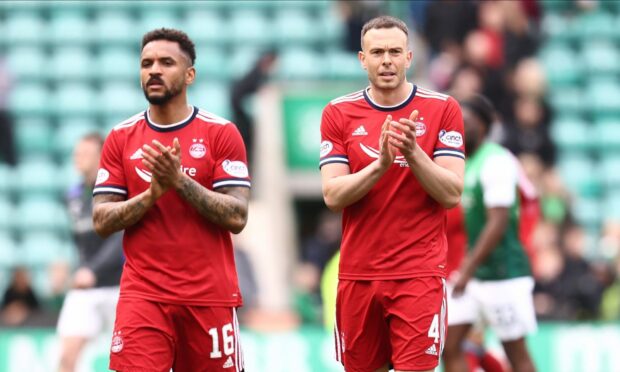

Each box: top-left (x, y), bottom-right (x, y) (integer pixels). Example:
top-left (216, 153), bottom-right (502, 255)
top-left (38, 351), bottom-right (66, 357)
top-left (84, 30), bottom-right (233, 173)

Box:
top-left (320, 16), bottom-right (465, 372)
top-left (93, 28), bottom-right (249, 371)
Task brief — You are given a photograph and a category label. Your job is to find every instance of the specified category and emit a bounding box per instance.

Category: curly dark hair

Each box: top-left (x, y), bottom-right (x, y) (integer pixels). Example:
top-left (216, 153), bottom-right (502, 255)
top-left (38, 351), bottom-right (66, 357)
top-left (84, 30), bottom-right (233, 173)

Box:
top-left (141, 28), bottom-right (196, 66)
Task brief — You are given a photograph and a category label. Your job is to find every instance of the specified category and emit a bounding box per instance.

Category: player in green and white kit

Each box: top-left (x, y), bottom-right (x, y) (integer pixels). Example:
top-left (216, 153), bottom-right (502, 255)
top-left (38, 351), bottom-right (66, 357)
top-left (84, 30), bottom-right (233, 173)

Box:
top-left (443, 95), bottom-right (537, 372)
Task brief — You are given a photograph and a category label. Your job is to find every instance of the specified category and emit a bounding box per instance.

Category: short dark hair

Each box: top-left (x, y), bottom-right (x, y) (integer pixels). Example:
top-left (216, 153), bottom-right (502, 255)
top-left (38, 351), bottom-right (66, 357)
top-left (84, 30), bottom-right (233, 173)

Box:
top-left (460, 94), bottom-right (496, 132)
top-left (361, 16), bottom-right (409, 48)
top-left (141, 28), bottom-right (196, 66)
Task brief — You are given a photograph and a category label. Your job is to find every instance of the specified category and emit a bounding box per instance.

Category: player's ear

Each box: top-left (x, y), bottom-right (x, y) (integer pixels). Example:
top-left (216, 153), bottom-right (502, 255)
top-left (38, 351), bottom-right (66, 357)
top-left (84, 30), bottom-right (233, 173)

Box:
top-left (358, 51), bottom-right (367, 71)
top-left (185, 65), bottom-right (196, 86)
top-left (405, 50), bottom-right (413, 69)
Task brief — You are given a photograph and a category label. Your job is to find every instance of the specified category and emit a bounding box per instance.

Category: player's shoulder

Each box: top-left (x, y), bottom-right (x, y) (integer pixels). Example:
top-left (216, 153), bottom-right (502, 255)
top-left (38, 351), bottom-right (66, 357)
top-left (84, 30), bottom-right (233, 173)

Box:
top-left (112, 111), bottom-right (146, 132)
top-left (328, 89), bottom-right (365, 107)
top-left (195, 108), bottom-right (233, 126)
top-left (415, 86), bottom-right (453, 104)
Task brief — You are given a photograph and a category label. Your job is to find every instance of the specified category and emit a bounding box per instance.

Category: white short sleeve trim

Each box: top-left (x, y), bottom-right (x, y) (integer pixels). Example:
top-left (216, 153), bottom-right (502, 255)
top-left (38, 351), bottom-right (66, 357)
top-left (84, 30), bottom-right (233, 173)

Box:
top-left (480, 150), bottom-right (518, 208)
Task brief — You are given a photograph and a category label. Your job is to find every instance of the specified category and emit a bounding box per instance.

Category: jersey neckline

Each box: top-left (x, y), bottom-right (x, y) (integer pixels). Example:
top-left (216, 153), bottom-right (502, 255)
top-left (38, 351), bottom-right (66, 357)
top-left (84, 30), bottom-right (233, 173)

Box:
top-left (145, 105), bottom-right (198, 132)
top-left (363, 83), bottom-right (417, 112)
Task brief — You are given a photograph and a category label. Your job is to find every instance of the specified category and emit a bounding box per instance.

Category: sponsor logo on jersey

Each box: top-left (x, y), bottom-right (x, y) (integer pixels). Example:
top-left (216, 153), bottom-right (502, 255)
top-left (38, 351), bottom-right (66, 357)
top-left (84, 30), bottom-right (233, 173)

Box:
top-left (96, 168), bottom-right (110, 185)
top-left (222, 356), bottom-right (234, 368)
top-left (320, 140), bottom-right (333, 157)
top-left (415, 122), bottom-right (426, 137)
top-left (425, 344), bottom-right (438, 356)
top-left (352, 125), bottom-right (368, 136)
top-left (111, 331), bottom-right (123, 353)
top-left (222, 160), bottom-right (249, 178)
top-left (438, 130), bottom-right (463, 148)
top-left (130, 148), bottom-right (143, 160)
top-left (190, 139), bottom-right (207, 159)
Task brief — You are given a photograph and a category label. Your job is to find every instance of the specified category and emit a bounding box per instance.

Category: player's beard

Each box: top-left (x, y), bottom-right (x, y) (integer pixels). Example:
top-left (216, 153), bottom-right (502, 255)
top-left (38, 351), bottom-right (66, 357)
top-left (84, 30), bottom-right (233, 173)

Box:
top-left (143, 78), bottom-right (184, 106)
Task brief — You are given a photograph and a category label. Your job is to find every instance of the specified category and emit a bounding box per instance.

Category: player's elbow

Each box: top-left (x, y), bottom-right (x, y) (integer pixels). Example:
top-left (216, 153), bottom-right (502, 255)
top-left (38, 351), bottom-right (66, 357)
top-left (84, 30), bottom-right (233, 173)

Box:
top-left (93, 219), bottom-right (112, 239)
top-left (228, 213), bottom-right (248, 234)
top-left (323, 194), bottom-right (344, 213)
top-left (440, 194), bottom-right (461, 209)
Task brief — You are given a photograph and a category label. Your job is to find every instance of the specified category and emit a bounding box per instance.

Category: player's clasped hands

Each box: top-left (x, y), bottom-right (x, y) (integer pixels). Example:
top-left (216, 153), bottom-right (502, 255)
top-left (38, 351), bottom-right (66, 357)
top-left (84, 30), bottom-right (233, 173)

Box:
top-left (386, 109), bottom-right (419, 160)
top-left (142, 138), bottom-right (182, 196)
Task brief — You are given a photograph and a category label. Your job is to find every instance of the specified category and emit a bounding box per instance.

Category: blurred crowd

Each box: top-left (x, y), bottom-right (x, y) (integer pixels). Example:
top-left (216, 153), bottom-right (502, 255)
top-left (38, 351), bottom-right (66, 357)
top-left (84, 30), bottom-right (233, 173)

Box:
top-left (2, 0), bottom-right (620, 330)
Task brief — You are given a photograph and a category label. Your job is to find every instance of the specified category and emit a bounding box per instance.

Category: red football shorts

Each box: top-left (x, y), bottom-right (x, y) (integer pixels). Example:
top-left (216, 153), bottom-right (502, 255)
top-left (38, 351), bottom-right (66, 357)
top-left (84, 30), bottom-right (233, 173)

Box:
top-left (109, 297), bottom-right (244, 372)
top-left (334, 277), bottom-right (447, 372)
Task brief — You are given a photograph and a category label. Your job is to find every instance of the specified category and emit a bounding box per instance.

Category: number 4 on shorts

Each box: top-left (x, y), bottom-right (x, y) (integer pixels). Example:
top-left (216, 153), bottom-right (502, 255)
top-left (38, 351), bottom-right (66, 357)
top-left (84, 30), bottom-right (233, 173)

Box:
top-left (428, 314), bottom-right (439, 343)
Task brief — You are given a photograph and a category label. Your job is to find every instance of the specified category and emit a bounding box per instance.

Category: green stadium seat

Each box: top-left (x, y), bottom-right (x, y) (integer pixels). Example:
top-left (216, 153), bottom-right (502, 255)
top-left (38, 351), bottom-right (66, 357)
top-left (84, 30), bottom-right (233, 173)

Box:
top-left (228, 47), bottom-right (261, 80)
top-left (541, 13), bottom-right (573, 40)
top-left (48, 9), bottom-right (90, 45)
top-left (0, 233), bottom-right (17, 268)
top-left (575, 11), bottom-right (616, 40)
top-left (603, 192), bottom-right (620, 220)
top-left (572, 197), bottom-right (602, 228)
top-left (183, 10), bottom-right (226, 45)
top-left (8, 83), bottom-right (51, 115)
top-left (52, 83), bottom-right (97, 116)
top-left (6, 47), bottom-right (47, 81)
top-left (194, 46), bottom-right (228, 81)
top-left (53, 118), bottom-right (99, 158)
top-left (557, 155), bottom-right (595, 196)
top-left (0, 165), bottom-right (15, 197)
top-left (4, 11), bottom-right (46, 45)
top-left (15, 197), bottom-right (70, 234)
top-left (58, 159), bottom-right (81, 192)
top-left (21, 232), bottom-right (69, 267)
top-left (550, 116), bottom-right (591, 152)
top-left (15, 159), bottom-right (63, 197)
top-left (585, 80), bottom-right (620, 118)
top-left (0, 198), bottom-right (15, 233)
top-left (50, 47), bottom-right (94, 81)
top-left (321, 7), bottom-right (345, 43)
top-left (581, 42), bottom-right (620, 76)
top-left (548, 87), bottom-right (584, 116)
top-left (190, 82), bottom-right (231, 119)
top-left (99, 83), bottom-right (144, 117)
top-left (137, 10), bottom-right (183, 36)
top-left (230, 10), bottom-right (272, 45)
top-left (599, 156), bottom-right (620, 188)
top-left (274, 9), bottom-right (317, 45)
top-left (539, 43), bottom-right (581, 86)
top-left (14, 116), bottom-right (54, 158)
top-left (596, 119), bottom-right (620, 151)
top-left (97, 47), bottom-right (137, 81)
top-left (93, 10), bottom-right (137, 45)
top-left (327, 50), bottom-right (367, 80)
top-left (278, 48), bottom-right (324, 80)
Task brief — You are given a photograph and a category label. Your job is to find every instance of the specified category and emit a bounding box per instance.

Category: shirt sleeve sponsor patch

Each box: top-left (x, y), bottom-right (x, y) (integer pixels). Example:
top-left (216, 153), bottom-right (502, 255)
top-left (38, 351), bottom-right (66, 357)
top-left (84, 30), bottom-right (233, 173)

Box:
top-left (96, 168), bottom-right (110, 185)
top-left (222, 160), bottom-right (249, 178)
top-left (320, 140), bottom-right (334, 158)
top-left (438, 130), bottom-right (463, 148)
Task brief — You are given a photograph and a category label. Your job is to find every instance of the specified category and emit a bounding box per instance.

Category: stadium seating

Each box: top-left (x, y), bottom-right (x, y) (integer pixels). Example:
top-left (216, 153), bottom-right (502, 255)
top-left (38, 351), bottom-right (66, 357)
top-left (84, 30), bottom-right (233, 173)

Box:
top-left (14, 116), bottom-right (54, 160)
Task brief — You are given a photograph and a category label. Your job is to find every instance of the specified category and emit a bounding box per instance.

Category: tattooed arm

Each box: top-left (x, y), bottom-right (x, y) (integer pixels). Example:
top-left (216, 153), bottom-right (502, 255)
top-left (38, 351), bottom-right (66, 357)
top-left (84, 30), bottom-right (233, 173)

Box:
top-left (92, 178), bottom-right (166, 238)
top-left (174, 175), bottom-right (249, 234)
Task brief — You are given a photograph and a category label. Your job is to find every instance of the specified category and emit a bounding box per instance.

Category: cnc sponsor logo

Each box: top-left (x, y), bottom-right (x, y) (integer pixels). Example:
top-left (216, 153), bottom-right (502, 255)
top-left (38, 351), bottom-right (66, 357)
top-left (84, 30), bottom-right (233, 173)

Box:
top-left (222, 160), bottom-right (249, 178)
top-left (96, 168), bottom-right (110, 185)
top-left (320, 140), bottom-right (333, 157)
top-left (438, 130), bottom-right (463, 148)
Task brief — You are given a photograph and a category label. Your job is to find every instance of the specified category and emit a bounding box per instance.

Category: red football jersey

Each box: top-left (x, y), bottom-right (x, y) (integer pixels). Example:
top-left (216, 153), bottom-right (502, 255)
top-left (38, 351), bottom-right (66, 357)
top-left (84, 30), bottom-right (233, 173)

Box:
top-left (320, 85), bottom-right (465, 280)
top-left (94, 107), bottom-right (250, 306)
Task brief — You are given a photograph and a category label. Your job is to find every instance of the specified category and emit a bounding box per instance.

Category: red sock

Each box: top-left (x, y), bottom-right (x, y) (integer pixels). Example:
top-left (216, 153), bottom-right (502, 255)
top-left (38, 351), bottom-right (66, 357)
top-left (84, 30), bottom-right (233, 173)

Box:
top-left (465, 350), bottom-right (481, 371)
top-left (479, 352), bottom-right (505, 372)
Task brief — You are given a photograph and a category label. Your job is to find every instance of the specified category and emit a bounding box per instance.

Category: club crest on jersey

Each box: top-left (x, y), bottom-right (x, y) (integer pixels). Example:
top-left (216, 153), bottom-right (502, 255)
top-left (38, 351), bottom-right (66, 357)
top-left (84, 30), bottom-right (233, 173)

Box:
top-left (96, 168), bottom-right (110, 185)
top-left (438, 130), bottom-right (463, 148)
top-left (415, 121), bottom-right (426, 137)
top-left (222, 160), bottom-right (249, 178)
top-left (111, 331), bottom-right (123, 353)
top-left (190, 138), bottom-right (207, 159)
top-left (320, 141), bottom-right (333, 157)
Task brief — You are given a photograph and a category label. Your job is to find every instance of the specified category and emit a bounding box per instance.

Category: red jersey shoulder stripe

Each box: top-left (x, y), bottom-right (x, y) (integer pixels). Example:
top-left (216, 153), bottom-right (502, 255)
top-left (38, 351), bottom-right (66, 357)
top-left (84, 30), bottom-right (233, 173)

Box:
top-left (113, 111), bottom-right (145, 131)
top-left (196, 109), bottom-right (230, 125)
top-left (330, 90), bottom-right (364, 105)
top-left (416, 87), bottom-right (449, 101)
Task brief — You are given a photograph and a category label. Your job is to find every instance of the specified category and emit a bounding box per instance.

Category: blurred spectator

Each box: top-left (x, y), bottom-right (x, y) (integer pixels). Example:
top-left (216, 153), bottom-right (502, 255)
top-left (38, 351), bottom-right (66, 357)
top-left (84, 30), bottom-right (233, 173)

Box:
top-left (1, 267), bottom-right (40, 326)
top-left (502, 96), bottom-right (556, 166)
top-left (292, 262), bottom-right (321, 325)
top-left (301, 210), bottom-right (341, 273)
top-left (600, 254), bottom-right (620, 320)
top-left (336, 0), bottom-right (383, 52)
top-left (230, 49), bottom-right (278, 167)
top-left (0, 58), bottom-right (17, 166)
top-left (501, 1), bottom-right (539, 69)
top-left (448, 64), bottom-right (485, 101)
top-left (233, 246), bottom-right (258, 322)
top-left (423, 0), bottom-right (478, 56)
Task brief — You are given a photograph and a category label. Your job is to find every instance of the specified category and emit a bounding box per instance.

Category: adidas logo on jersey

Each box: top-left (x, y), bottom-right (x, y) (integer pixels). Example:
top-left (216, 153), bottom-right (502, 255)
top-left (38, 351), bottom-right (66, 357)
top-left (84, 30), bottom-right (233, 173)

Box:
top-left (222, 356), bottom-right (234, 368)
top-left (425, 344), bottom-right (438, 356)
top-left (130, 148), bottom-right (143, 160)
top-left (352, 125), bottom-right (368, 136)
